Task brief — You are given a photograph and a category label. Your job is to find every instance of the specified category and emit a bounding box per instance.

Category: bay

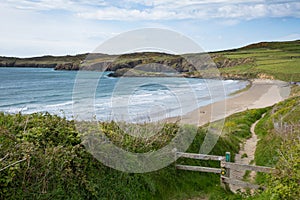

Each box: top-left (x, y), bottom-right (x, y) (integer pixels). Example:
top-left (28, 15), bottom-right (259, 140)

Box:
top-left (0, 67), bottom-right (247, 122)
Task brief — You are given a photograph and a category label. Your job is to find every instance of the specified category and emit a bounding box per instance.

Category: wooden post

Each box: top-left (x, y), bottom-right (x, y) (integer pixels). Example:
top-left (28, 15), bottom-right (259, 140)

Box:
top-left (221, 152), bottom-right (231, 190)
top-left (225, 152), bottom-right (231, 178)
top-left (225, 152), bottom-right (230, 162)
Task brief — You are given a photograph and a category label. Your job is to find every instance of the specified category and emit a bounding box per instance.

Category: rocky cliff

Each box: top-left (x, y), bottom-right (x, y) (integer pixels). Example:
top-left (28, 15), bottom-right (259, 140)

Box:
top-left (0, 54), bottom-right (87, 69)
top-left (0, 52), bottom-right (254, 76)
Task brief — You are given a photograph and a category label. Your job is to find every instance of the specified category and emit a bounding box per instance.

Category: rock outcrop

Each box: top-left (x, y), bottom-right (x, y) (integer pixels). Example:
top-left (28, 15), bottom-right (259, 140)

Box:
top-left (0, 52), bottom-right (256, 78)
top-left (0, 61), bottom-right (57, 68)
top-left (54, 63), bottom-right (80, 70)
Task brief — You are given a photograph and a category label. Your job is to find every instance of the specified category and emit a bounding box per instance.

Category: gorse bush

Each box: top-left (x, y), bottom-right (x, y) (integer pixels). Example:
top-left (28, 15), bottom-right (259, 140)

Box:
top-left (0, 113), bottom-right (90, 199)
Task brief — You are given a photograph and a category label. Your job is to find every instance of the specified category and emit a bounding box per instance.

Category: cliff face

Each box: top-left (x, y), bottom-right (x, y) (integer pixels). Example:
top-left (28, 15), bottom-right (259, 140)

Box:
top-left (213, 55), bottom-right (254, 68)
top-left (0, 54), bottom-right (87, 69)
top-left (104, 52), bottom-right (197, 75)
top-left (0, 61), bottom-right (57, 68)
top-left (0, 52), bottom-right (255, 78)
top-left (54, 63), bottom-right (80, 70)
top-left (102, 53), bottom-right (255, 77)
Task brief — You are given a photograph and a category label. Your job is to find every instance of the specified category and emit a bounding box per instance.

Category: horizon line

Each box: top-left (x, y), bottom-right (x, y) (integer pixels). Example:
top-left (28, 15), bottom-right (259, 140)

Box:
top-left (2, 39), bottom-right (299, 59)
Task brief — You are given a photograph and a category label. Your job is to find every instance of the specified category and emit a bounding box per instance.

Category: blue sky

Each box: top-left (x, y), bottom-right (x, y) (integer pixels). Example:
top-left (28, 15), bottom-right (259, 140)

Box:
top-left (1, 0), bottom-right (300, 57)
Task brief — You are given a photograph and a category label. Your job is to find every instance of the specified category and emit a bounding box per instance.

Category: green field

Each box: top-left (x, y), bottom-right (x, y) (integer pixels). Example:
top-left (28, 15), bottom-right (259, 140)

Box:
top-left (215, 40), bottom-right (300, 81)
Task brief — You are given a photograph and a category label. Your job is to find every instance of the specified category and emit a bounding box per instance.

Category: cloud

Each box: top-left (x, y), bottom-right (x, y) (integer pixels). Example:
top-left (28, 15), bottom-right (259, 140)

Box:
top-left (4, 0), bottom-right (106, 12)
top-left (3, 0), bottom-right (300, 21)
top-left (77, 7), bottom-right (186, 20)
top-left (1, 0), bottom-right (300, 56)
top-left (78, 1), bottom-right (300, 21)
top-left (0, 1), bottom-right (120, 57)
top-left (217, 2), bottom-right (300, 20)
top-left (278, 33), bottom-right (300, 41)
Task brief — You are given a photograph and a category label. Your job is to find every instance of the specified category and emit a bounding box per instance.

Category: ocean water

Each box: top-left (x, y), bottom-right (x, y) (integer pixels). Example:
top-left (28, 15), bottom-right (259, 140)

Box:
top-left (0, 67), bottom-right (247, 122)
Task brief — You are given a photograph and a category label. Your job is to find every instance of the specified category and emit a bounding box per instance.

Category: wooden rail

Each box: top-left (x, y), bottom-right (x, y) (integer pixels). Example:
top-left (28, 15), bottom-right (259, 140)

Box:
top-left (175, 151), bottom-right (276, 192)
top-left (224, 162), bottom-right (275, 173)
top-left (176, 152), bottom-right (225, 161)
top-left (176, 165), bottom-right (222, 174)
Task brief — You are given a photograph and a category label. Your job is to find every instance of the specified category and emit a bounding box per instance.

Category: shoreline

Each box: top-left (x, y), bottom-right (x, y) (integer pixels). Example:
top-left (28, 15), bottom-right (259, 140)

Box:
top-left (228, 80), bottom-right (252, 96)
top-left (166, 79), bottom-right (291, 126)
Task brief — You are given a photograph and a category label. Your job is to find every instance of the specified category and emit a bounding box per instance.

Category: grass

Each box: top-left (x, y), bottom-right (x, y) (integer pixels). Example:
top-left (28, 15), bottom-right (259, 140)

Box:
top-left (216, 40), bottom-right (300, 81)
top-left (242, 170), bottom-right (251, 182)
top-left (0, 107), bottom-right (270, 200)
top-left (0, 54), bottom-right (88, 65)
top-left (213, 95), bottom-right (300, 200)
top-left (241, 153), bottom-right (248, 158)
top-left (254, 96), bottom-right (300, 187)
top-left (290, 85), bottom-right (300, 97)
top-left (0, 98), bottom-right (297, 199)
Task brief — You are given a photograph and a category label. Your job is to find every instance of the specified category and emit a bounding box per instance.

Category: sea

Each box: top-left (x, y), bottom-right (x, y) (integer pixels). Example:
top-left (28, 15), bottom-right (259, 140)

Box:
top-left (0, 67), bottom-right (248, 122)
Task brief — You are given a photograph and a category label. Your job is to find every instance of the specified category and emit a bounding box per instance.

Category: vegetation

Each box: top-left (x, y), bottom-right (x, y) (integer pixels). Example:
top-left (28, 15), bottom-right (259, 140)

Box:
top-left (0, 108), bottom-right (268, 199)
top-left (253, 96), bottom-right (300, 199)
top-left (216, 40), bottom-right (300, 81)
top-left (266, 132), bottom-right (300, 200)
top-left (0, 96), bottom-right (299, 199)
top-left (0, 54), bottom-right (88, 68)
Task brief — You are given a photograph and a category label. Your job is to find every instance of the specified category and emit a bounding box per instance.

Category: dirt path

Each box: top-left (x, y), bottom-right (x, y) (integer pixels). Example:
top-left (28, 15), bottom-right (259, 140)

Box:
top-left (229, 113), bottom-right (266, 193)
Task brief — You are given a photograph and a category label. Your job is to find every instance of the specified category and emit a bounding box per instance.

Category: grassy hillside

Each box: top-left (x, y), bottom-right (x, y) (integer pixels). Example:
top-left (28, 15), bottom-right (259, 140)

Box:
top-left (215, 40), bottom-right (300, 81)
top-left (0, 54), bottom-right (88, 68)
top-left (252, 93), bottom-right (300, 199)
top-left (0, 108), bottom-right (268, 200)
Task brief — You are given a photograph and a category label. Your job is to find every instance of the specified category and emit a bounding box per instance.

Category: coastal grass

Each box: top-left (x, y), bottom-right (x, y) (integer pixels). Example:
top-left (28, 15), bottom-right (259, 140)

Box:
top-left (0, 90), bottom-right (298, 199)
top-left (0, 54), bottom-right (88, 66)
top-left (253, 96), bottom-right (300, 199)
top-left (254, 96), bottom-right (300, 172)
top-left (0, 107), bottom-right (269, 200)
top-left (290, 85), bottom-right (300, 97)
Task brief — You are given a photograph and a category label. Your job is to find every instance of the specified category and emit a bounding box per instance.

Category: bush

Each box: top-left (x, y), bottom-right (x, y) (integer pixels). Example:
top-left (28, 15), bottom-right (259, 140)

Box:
top-left (265, 133), bottom-right (300, 200)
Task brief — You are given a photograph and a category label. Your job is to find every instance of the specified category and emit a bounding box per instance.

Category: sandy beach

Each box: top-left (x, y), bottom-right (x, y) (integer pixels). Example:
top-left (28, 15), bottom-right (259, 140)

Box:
top-left (168, 79), bottom-right (291, 126)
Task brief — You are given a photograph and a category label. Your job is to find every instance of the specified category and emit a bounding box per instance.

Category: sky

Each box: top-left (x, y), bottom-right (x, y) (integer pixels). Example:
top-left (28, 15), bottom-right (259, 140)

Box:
top-left (1, 0), bottom-right (300, 57)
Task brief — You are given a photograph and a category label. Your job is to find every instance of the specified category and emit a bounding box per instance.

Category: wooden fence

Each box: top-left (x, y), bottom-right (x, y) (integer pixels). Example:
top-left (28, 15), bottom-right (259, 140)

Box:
top-left (175, 152), bottom-right (275, 190)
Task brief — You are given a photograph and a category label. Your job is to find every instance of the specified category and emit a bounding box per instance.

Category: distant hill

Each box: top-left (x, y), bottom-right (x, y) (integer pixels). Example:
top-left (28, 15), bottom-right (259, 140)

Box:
top-left (1, 40), bottom-right (299, 81)
top-left (214, 40), bottom-right (300, 81)
top-left (0, 54), bottom-right (88, 69)
top-left (240, 40), bottom-right (300, 51)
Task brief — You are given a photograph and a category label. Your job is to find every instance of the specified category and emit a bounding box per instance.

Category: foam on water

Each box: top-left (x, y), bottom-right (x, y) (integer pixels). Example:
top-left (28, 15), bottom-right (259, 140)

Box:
top-left (0, 68), bottom-right (248, 122)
